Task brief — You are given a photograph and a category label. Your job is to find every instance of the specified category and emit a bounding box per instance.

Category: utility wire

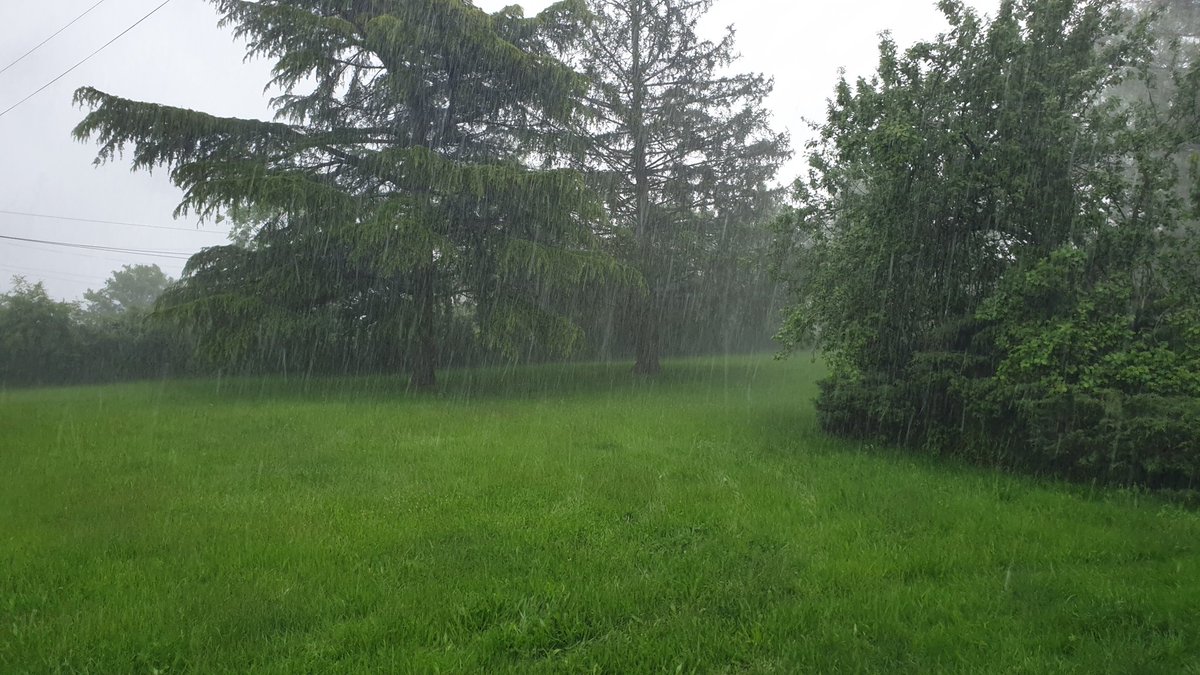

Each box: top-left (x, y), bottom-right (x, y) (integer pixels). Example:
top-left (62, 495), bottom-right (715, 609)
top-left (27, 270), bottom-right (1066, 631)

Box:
top-left (0, 209), bottom-right (227, 235)
top-left (0, 0), bottom-right (110, 77)
top-left (0, 233), bottom-right (193, 259)
top-left (0, 0), bottom-right (173, 120)
top-left (3, 262), bottom-right (101, 284)
top-left (2, 238), bottom-right (188, 267)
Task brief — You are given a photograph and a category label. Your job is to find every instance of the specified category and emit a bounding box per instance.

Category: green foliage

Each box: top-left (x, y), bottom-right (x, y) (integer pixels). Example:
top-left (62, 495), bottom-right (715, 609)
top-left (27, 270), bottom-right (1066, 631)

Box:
top-left (562, 0), bottom-right (790, 373)
top-left (777, 0), bottom-right (1200, 486)
top-left (0, 278), bottom-right (84, 385)
top-left (969, 236), bottom-right (1200, 484)
top-left (571, 203), bottom-right (789, 360)
top-left (81, 264), bottom-right (171, 321)
top-left (74, 0), bottom-right (636, 386)
top-left (0, 273), bottom-right (189, 387)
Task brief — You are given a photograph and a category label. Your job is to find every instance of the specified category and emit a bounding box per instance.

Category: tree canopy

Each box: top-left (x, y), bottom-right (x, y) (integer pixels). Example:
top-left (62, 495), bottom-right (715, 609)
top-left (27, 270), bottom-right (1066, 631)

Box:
top-left (0, 278), bottom-right (82, 385)
top-left (82, 264), bottom-right (171, 321)
top-left (562, 0), bottom-right (790, 374)
top-left (776, 0), bottom-right (1200, 486)
top-left (74, 0), bottom-right (636, 386)
top-left (0, 270), bottom-right (188, 386)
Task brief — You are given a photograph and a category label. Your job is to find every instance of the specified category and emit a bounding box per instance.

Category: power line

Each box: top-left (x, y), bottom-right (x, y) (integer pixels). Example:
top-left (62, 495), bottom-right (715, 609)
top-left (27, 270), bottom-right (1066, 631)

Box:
top-left (2, 262), bottom-right (102, 285)
top-left (0, 209), bottom-right (227, 235)
top-left (0, 0), bottom-right (110, 77)
top-left (0, 0), bottom-right (174, 120)
top-left (0, 233), bottom-right (193, 260)
top-left (2, 238), bottom-right (189, 267)
top-left (4, 261), bottom-right (99, 281)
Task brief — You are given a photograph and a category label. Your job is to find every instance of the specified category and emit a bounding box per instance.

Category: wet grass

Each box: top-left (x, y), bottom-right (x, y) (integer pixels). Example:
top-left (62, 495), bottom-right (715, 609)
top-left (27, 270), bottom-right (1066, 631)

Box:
top-left (1, 355), bottom-right (1198, 673)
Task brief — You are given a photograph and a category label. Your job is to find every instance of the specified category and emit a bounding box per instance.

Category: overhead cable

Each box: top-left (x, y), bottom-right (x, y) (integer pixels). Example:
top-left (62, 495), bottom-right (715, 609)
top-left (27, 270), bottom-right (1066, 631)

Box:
top-left (0, 208), bottom-right (226, 235)
top-left (0, 0), bottom-right (110, 77)
top-left (0, 233), bottom-right (193, 259)
top-left (0, 0), bottom-right (174, 120)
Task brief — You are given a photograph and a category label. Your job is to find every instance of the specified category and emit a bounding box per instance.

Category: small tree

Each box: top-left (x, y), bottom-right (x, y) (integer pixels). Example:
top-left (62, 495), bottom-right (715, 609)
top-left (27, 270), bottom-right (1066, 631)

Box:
top-left (777, 0), bottom-right (1200, 484)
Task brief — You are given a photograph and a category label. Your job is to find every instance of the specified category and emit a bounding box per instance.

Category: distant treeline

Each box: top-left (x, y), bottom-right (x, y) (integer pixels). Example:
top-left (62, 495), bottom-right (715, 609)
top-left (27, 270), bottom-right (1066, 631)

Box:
top-left (1, 252), bottom-right (784, 387)
top-left (0, 270), bottom-right (188, 387)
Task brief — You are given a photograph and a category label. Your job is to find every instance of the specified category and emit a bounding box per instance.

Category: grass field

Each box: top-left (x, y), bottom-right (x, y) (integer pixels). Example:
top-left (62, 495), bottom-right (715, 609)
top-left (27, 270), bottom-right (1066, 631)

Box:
top-left (1, 355), bottom-right (1198, 673)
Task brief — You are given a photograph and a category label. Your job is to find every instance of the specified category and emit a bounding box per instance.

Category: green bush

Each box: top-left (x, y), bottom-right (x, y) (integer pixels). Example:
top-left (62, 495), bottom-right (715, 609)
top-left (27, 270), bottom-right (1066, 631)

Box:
top-left (776, 0), bottom-right (1200, 490)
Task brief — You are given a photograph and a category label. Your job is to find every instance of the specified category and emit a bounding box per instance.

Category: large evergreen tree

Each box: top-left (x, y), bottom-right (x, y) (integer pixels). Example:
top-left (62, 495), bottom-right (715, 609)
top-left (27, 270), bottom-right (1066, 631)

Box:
top-left (563, 0), bottom-right (789, 374)
top-left (74, 0), bottom-right (632, 386)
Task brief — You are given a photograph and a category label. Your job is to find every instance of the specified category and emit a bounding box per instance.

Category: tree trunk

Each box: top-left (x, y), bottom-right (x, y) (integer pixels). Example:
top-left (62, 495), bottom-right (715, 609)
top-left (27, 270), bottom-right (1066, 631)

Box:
top-left (633, 289), bottom-right (661, 375)
top-left (629, 1), bottom-right (661, 376)
top-left (410, 264), bottom-right (437, 388)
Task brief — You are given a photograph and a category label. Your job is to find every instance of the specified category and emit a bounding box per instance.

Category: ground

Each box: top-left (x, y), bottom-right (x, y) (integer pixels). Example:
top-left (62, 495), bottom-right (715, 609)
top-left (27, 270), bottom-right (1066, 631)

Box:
top-left (1, 356), bottom-right (1198, 672)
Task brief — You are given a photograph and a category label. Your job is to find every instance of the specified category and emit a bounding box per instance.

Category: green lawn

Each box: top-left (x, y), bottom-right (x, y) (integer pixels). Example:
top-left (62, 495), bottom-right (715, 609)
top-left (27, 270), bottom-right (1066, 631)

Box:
top-left (1, 356), bottom-right (1198, 673)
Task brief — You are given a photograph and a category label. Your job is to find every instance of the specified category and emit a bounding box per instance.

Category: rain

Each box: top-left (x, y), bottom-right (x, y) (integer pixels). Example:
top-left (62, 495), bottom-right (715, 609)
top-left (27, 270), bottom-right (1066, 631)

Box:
top-left (2, 0), bottom-right (1199, 671)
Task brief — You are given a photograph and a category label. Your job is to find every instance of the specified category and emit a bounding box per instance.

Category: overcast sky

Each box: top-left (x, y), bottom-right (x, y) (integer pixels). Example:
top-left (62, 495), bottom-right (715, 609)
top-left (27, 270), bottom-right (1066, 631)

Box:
top-left (0, 0), bottom-right (996, 301)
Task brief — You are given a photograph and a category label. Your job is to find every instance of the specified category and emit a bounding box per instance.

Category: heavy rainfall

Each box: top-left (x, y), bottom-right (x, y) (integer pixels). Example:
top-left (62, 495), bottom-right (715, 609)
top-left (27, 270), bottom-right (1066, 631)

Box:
top-left (2, 0), bottom-right (1199, 671)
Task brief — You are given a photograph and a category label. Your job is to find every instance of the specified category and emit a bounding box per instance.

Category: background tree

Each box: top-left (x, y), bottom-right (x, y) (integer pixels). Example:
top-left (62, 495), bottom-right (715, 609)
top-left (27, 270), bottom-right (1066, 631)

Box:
top-left (74, 0), bottom-right (633, 387)
top-left (776, 0), bottom-right (1200, 485)
top-left (84, 264), bottom-right (191, 382)
top-left (564, 0), bottom-right (790, 374)
top-left (0, 277), bottom-right (83, 386)
top-left (0, 270), bottom-right (191, 387)
top-left (81, 264), bottom-right (172, 321)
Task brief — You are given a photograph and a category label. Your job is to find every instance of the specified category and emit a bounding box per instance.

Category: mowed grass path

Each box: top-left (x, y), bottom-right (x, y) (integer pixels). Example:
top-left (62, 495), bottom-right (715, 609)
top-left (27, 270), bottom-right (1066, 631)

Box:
top-left (2, 356), bottom-right (1198, 673)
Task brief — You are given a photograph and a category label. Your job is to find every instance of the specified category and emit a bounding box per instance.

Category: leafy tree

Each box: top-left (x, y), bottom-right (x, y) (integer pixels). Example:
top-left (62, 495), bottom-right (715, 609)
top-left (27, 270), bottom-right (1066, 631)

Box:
top-left (564, 0), bottom-right (789, 373)
top-left (81, 265), bottom-right (191, 381)
top-left (777, 0), bottom-right (1200, 485)
top-left (0, 277), bottom-right (83, 385)
top-left (82, 264), bottom-right (172, 321)
top-left (780, 0), bottom-right (1145, 373)
top-left (74, 0), bottom-right (634, 386)
top-left (0, 273), bottom-right (192, 386)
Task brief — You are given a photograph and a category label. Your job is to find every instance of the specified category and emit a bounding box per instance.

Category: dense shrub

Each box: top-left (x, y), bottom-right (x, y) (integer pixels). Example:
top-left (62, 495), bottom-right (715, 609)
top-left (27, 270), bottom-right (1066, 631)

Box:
top-left (0, 278), bottom-right (192, 386)
top-left (776, 0), bottom-right (1200, 487)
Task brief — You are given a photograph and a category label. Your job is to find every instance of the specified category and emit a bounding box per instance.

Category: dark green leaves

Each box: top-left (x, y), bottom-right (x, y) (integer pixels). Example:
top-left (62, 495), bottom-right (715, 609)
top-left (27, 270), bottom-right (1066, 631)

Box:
top-left (777, 0), bottom-right (1200, 486)
top-left (74, 0), bottom-right (632, 384)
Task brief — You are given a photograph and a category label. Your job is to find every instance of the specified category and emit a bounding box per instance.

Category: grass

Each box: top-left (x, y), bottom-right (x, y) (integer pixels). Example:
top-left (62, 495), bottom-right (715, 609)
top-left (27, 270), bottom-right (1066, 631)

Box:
top-left (1, 355), bottom-right (1198, 673)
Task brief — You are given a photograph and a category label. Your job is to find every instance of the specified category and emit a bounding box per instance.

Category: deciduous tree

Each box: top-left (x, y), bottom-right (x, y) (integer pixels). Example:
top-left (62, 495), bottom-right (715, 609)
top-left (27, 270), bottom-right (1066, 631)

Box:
top-left (82, 264), bottom-right (171, 321)
top-left (777, 0), bottom-right (1200, 485)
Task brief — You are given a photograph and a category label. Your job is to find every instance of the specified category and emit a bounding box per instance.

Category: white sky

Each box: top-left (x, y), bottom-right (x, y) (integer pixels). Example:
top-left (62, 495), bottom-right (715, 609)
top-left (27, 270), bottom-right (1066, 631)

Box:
top-left (0, 0), bottom-right (996, 300)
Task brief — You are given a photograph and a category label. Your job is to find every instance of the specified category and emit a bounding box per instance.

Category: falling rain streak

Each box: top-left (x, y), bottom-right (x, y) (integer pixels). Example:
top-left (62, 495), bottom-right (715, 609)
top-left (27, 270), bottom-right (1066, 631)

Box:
top-left (2, 1), bottom-right (1200, 670)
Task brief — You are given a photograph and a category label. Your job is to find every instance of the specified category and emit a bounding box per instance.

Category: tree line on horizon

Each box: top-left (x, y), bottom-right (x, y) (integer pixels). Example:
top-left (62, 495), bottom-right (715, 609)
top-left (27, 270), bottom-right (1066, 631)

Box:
top-left (0, 266), bottom-right (188, 385)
